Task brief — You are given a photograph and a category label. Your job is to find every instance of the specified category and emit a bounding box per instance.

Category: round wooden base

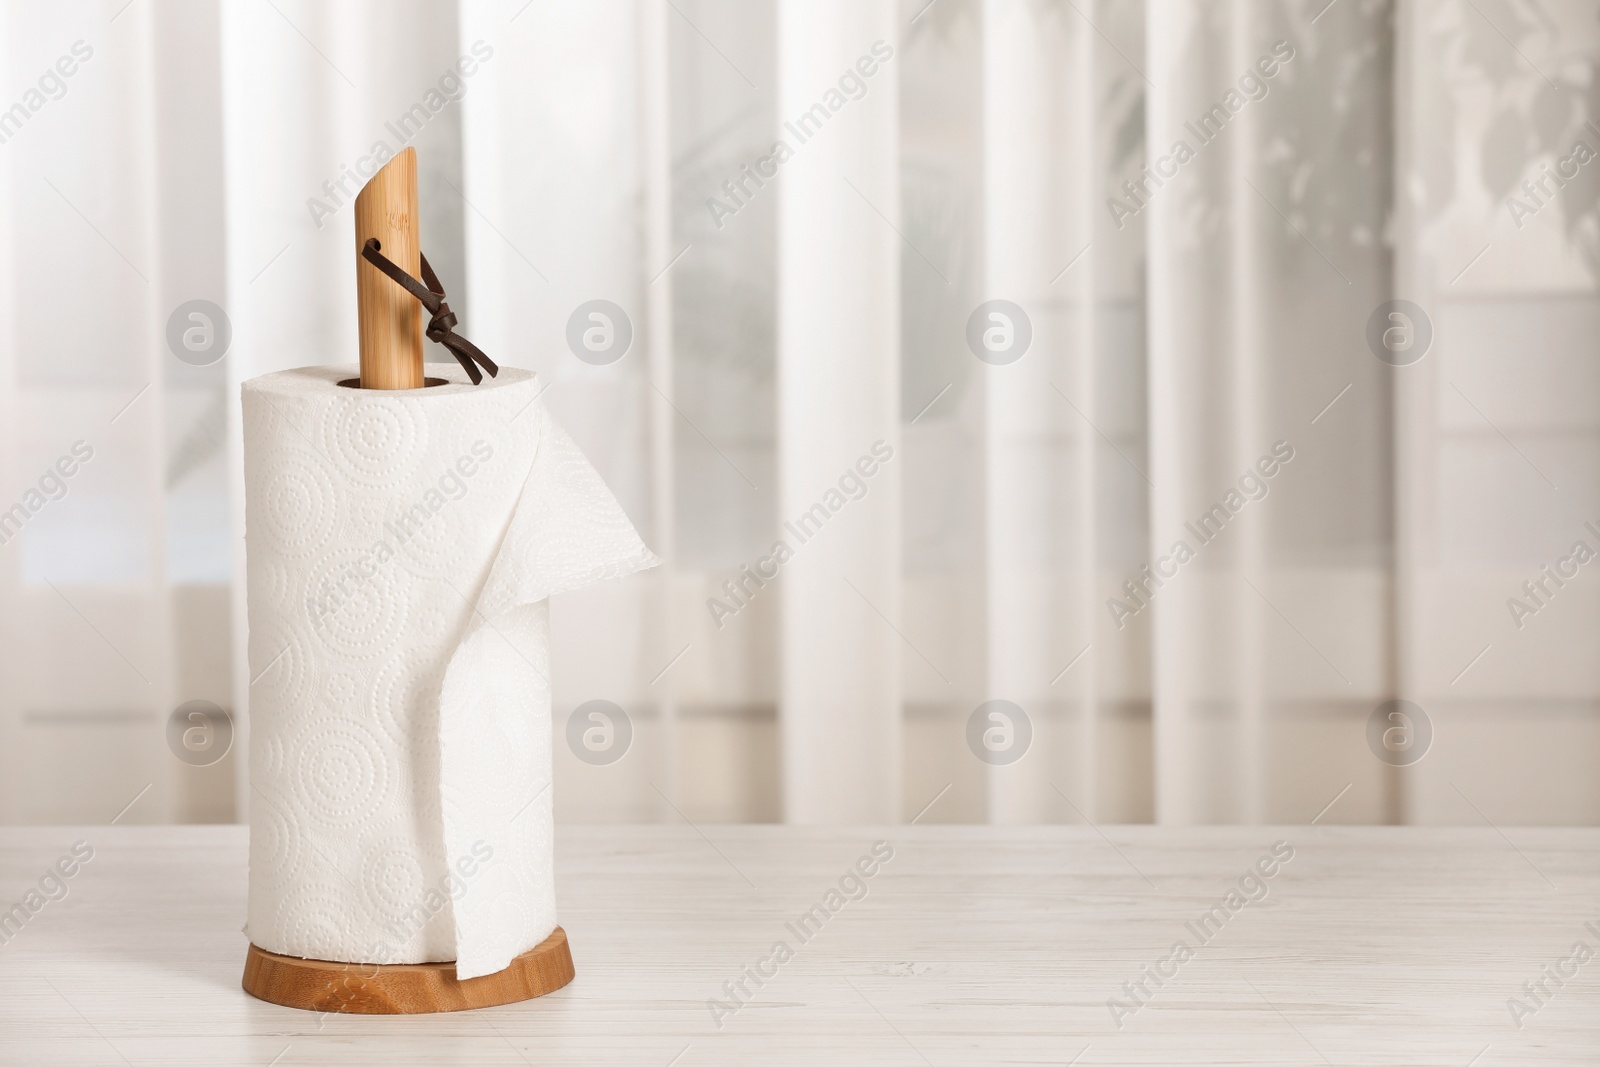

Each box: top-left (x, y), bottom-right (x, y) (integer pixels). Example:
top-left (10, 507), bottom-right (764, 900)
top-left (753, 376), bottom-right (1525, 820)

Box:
top-left (242, 926), bottom-right (574, 1014)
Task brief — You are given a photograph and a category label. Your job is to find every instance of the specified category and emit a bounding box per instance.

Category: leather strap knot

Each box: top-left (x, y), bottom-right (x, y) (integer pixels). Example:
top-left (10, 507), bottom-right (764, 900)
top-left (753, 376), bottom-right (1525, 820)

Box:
top-left (361, 238), bottom-right (499, 385)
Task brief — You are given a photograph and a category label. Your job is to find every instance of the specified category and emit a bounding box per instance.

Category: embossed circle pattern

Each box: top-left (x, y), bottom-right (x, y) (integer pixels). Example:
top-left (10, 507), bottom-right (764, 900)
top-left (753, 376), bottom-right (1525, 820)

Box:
top-left (304, 551), bottom-right (408, 662)
top-left (362, 835), bottom-right (430, 918)
top-left (252, 794), bottom-right (305, 887)
top-left (291, 721), bottom-right (390, 831)
top-left (369, 647), bottom-right (444, 750)
top-left (326, 395), bottom-right (425, 487)
top-left (276, 880), bottom-right (350, 961)
top-left (247, 621), bottom-right (312, 712)
top-left (254, 449), bottom-right (339, 558)
top-left (395, 502), bottom-right (462, 580)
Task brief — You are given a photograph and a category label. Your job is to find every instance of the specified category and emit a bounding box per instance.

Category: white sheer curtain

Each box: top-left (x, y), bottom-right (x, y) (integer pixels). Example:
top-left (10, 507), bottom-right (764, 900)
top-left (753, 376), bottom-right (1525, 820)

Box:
top-left (2, 0), bottom-right (1596, 828)
top-left (1146, 1), bottom-right (1396, 824)
top-left (0, 0), bottom-right (190, 824)
top-left (1393, 0), bottom-right (1600, 825)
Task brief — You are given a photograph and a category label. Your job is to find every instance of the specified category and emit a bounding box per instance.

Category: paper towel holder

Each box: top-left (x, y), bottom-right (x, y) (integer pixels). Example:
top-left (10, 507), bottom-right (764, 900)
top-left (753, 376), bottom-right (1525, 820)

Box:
top-left (240, 150), bottom-right (575, 1014)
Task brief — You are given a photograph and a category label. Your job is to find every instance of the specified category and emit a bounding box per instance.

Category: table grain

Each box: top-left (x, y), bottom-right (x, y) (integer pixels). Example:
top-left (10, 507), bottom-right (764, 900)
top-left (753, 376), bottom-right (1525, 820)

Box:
top-left (0, 825), bottom-right (1596, 1065)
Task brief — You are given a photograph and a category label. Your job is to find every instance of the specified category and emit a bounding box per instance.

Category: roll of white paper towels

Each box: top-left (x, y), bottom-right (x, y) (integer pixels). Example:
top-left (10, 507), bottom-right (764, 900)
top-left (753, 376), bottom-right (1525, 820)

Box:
top-left (241, 364), bottom-right (655, 979)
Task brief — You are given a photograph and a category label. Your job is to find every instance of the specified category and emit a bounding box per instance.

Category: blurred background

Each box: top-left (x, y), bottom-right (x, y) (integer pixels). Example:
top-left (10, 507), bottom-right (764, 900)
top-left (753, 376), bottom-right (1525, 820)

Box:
top-left (1, 0), bottom-right (1595, 828)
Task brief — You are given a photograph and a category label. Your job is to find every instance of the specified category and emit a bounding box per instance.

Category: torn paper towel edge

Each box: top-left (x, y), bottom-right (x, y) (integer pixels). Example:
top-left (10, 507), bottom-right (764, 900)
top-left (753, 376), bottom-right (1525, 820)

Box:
top-left (441, 402), bottom-right (659, 978)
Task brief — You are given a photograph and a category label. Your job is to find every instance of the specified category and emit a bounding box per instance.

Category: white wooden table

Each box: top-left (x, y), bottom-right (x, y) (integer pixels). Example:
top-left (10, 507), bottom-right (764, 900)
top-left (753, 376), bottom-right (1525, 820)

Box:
top-left (0, 825), bottom-right (1596, 1065)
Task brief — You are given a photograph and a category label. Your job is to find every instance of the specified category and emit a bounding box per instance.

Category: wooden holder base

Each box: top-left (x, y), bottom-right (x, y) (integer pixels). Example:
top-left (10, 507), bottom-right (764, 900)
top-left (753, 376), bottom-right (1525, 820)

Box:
top-left (242, 926), bottom-right (574, 1014)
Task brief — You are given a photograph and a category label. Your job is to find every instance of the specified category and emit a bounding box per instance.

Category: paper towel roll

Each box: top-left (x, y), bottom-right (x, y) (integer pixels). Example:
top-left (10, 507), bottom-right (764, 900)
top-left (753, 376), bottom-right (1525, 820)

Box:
top-left (242, 364), bottom-right (655, 979)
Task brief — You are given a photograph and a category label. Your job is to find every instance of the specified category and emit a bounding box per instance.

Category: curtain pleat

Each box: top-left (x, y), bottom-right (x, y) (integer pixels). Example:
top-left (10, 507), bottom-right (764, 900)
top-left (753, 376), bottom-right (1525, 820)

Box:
top-left (0, 0), bottom-right (178, 823)
top-left (775, 0), bottom-right (903, 823)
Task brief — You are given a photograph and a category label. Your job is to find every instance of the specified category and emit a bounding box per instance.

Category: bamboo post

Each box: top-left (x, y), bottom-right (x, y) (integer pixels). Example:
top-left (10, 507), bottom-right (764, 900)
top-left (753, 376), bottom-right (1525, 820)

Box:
top-left (355, 148), bottom-right (423, 389)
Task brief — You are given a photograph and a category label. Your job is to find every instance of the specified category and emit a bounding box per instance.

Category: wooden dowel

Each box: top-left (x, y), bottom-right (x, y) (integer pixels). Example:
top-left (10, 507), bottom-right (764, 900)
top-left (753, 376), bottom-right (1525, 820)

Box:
top-left (355, 148), bottom-right (423, 389)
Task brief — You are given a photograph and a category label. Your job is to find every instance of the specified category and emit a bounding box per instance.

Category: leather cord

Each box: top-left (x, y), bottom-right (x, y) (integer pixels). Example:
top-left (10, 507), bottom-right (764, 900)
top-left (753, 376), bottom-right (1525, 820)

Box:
top-left (361, 238), bottom-right (499, 385)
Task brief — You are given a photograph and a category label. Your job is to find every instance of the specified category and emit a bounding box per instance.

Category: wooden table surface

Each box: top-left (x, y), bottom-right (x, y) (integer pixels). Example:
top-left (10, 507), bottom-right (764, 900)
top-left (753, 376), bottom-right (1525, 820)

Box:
top-left (0, 824), bottom-right (1596, 1065)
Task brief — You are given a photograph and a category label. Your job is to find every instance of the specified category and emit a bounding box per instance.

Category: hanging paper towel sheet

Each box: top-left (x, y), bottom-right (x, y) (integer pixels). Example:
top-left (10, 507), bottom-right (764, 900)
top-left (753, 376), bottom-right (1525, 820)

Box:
top-left (242, 364), bottom-right (655, 979)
